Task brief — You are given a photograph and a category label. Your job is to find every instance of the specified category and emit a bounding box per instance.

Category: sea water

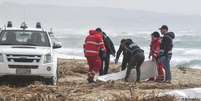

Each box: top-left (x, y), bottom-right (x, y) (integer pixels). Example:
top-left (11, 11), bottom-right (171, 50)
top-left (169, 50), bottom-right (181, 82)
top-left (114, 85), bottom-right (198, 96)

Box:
top-left (54, 26), bottom-right (201, 69)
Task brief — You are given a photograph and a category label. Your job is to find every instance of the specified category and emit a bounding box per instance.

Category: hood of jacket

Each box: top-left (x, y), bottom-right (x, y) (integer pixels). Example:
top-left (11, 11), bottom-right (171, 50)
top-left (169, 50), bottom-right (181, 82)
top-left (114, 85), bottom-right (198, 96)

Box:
top-left (89, 30), bottom-right (98, 35)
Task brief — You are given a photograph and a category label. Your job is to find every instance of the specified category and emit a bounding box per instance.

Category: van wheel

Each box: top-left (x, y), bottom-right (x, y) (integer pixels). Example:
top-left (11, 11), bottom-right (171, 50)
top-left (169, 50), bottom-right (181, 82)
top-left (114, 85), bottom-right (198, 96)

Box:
top-left (45, 69), bottom-right (58, 85)
top-left (45, 75), bottom-right (57, 85)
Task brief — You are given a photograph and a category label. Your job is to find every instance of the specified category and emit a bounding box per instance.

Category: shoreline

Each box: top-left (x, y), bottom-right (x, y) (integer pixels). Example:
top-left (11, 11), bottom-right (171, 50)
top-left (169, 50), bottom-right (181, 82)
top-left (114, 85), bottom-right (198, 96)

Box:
top-left (56, 53), bottom-right (201, 70)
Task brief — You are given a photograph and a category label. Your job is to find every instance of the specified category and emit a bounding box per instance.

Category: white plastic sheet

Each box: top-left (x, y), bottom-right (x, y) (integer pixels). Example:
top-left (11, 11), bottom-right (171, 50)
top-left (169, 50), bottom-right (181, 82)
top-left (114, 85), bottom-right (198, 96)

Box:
top-left (97, 60), bottom-right (158, 82)
top-left (161, 88), bottom-right (201, 99)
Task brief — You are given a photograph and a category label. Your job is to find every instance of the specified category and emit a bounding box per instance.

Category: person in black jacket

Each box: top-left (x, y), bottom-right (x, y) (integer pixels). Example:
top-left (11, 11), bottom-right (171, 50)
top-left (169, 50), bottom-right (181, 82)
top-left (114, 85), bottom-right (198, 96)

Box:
top-left (159, 25), bottom-right (175, 83)
top-left (115, 39), bottom-right (145, 82)
top-left (115, 39), bottom-right (130, 70)
top-left (96, 28), bottom-right (116, 75)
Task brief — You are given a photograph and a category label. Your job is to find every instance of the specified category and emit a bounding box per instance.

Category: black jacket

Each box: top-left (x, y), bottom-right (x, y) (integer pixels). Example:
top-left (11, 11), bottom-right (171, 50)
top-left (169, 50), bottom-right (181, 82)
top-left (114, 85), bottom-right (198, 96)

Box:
top-left (102, 32), bottom-right (116, 55)
top-left (160, 32), bottom-right (175, 55)
top-left (116, 43), bottom-right (128, 60)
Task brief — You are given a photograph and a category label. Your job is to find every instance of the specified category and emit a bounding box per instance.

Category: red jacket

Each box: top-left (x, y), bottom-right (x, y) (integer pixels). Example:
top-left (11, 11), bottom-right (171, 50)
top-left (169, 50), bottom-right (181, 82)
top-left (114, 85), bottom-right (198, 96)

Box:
top-left (149, 38), bottom-right (160, 58)
top-left (84, 30), bottom-right (106, 57)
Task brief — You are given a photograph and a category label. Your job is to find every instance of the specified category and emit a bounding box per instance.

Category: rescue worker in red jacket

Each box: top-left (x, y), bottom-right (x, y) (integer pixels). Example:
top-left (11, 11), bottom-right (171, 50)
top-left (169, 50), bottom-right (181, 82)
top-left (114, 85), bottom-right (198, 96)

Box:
top-left (149, 31), bottom-right (165, 81)
top-left (83, 30), bottom-right (106, 83)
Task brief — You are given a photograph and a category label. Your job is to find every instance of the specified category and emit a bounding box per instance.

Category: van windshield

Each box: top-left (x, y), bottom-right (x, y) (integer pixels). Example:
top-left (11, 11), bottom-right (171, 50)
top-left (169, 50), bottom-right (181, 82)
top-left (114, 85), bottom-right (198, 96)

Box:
top-left (0, 30), bottom-right (50, 47)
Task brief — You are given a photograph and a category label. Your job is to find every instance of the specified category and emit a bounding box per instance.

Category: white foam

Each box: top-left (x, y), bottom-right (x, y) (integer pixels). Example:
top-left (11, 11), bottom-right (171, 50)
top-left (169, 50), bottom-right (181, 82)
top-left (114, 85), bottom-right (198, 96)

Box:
top-left (56, 53), bottom-right (85, 60)
top-left (161, 88), bottom-right (201, 99)
top-left (54, 47), bottom-right (201, 69)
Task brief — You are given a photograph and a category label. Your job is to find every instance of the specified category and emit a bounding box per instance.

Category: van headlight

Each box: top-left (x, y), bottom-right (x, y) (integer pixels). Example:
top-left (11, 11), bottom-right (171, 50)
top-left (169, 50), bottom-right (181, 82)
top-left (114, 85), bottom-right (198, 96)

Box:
top-left (44, 53), bottom-right (52, 63)
top-left (0, 54), bottom-right (3, 62)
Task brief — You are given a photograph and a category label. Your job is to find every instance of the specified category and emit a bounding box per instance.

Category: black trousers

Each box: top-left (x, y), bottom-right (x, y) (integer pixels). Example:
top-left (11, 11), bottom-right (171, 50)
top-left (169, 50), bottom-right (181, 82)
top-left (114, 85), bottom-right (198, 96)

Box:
top-left (125, 53), bottom-right (145, 82)
top-left (121, 55), bottom-right (130, 71)
top-left (99, 53), bottom-right (110, 75)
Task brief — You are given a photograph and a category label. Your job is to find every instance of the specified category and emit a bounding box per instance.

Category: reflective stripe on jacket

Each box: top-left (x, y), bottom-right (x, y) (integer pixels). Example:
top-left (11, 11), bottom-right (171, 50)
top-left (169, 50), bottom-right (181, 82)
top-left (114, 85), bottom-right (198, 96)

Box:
top-left (84, 30), bottom-right (105, 57)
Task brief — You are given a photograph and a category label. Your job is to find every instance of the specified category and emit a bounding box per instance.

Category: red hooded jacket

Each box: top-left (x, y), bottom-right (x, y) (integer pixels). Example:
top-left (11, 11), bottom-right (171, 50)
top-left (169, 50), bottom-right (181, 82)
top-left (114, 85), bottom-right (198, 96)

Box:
top-left (150, 38), bottom-right (160, 58)
top-left (84, 30), bottom-right (106, 57)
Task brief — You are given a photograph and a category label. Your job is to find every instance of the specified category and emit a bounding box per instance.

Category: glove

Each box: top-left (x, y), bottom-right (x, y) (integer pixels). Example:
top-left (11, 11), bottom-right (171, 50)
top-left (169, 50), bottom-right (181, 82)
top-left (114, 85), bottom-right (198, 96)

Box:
top-left (148, 52), bottom-right (152, 59)
top-left (112, 53), bottom-right (115, 57)
top-left (102, 52), bottom-right (107, 60)
top-left (99, 50), bottom-right (106, 60)
top-left (148, 55), bottom-right (151, 59)
top-left (114, 58), bottom-right (118, 64)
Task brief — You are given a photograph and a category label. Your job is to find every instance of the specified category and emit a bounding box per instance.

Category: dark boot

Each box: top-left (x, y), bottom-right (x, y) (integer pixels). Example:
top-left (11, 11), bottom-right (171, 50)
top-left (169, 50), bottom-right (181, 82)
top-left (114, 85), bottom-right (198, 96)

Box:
top-left (87, 72), bottom-right (95, 83)
top-left (156, 75), bottom-right (165, 82)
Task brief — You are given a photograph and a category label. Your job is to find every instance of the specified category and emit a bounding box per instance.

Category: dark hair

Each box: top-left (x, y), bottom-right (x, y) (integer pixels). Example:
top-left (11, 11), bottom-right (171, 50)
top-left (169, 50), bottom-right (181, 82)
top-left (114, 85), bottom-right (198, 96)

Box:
top-left (36, 22), bottom-right (41, 28)
top-left (125, 39), bottom-right (133, 45)
top-left (96, 28), bottom-right (102, 32)
top-left (151, 31), bottom-right (160, 38)
top-left (120, 39), bottom-right (126, 43)
top-left (159, 25), bottom-right (168, 30)
top-left (7, 21), bottom-right (12, 27)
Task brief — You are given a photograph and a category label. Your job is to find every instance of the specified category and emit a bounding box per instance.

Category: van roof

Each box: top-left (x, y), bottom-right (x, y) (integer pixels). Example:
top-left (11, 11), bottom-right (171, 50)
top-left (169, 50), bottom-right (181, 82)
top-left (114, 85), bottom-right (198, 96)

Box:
top-left (2, 27), bottom-right (46, 32)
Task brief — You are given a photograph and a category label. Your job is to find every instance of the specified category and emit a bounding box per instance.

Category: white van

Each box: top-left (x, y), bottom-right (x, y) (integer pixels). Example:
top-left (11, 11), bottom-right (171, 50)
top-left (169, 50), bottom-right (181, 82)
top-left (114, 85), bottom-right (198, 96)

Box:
top-left (0, 22), bottom-right (62, 85)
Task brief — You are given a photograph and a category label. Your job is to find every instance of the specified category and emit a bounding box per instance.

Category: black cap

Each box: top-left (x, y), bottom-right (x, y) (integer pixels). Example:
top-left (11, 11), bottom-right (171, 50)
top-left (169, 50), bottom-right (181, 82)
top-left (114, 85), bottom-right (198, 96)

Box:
top-left (159, 25), bottom-right (168, 30)
top-left (96, 28), bottom-right (102, 32)
top-left (120, 39), bottom-right (126, 43)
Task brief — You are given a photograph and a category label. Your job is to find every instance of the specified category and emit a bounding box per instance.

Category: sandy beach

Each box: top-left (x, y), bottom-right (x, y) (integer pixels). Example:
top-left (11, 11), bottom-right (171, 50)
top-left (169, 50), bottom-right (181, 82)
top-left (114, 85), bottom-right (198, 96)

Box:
top-left (0, 59), bottom-right (200, 101)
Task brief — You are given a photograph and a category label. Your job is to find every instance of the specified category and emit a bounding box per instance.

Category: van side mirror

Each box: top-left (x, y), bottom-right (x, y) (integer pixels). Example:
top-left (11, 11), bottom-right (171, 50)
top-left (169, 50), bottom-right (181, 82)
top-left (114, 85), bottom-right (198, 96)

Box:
top-left (53, 42), bottom-right (62, 49)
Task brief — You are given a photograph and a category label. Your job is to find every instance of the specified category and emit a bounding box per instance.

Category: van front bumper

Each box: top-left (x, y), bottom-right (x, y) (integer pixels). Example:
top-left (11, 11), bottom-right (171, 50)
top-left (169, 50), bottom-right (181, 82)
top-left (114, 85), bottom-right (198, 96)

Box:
top-left (0, 63), bottom-right (55, 78)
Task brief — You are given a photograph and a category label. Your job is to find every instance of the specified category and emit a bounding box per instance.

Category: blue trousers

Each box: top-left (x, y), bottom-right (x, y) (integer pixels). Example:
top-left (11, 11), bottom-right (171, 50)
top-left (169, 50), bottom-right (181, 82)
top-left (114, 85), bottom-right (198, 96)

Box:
top-left (160, 55), bottom-right (172, 81)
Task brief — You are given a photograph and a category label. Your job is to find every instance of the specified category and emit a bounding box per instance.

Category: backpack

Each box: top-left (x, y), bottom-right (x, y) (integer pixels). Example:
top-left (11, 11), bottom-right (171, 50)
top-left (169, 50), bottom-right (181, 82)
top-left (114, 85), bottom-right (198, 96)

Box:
top-left (125, 41), bottom-right (144, 55)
